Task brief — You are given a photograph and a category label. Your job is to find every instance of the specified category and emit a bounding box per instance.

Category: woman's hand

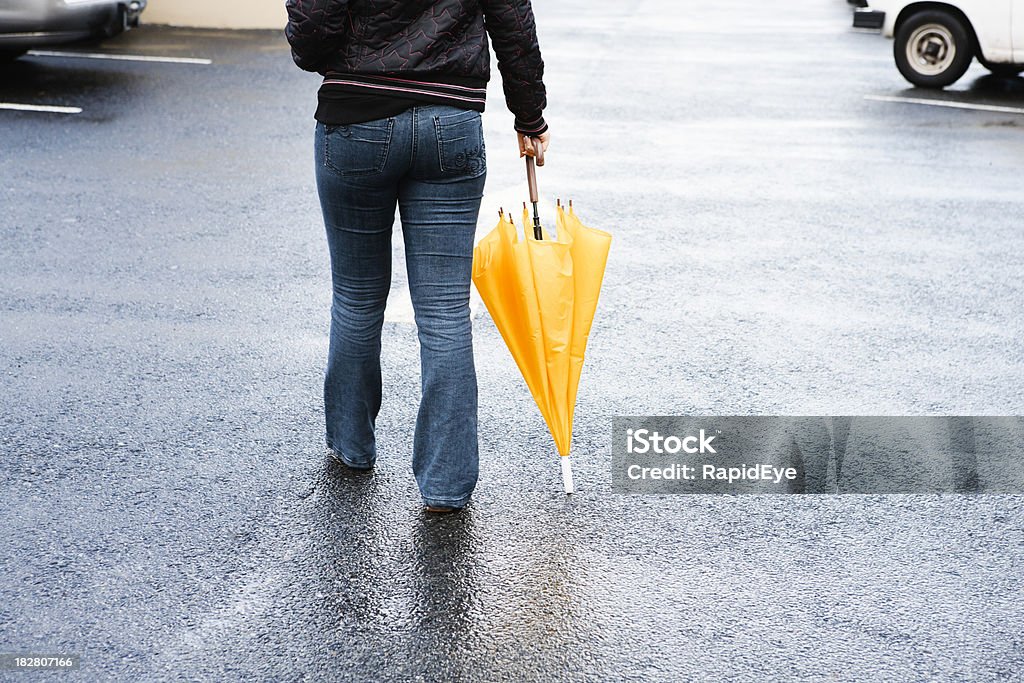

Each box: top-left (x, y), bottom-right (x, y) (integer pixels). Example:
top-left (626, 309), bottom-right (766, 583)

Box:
top-left (518, 131), bottom-right (551, 163)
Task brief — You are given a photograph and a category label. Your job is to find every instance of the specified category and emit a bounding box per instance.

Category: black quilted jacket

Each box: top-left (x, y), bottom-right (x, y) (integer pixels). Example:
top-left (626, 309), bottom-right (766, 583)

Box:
top-left (285, 0), bottom-right (547, 134)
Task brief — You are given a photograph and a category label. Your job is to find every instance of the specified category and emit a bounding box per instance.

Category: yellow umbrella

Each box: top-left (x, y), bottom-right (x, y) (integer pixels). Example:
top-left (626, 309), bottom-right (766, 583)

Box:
top-left (472, 143), bottom-right (611, 493)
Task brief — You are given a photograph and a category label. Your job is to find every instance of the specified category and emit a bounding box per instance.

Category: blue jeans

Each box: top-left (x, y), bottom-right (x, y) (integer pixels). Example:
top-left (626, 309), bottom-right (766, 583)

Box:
top-left (314, 105), bottom-right (486, 509)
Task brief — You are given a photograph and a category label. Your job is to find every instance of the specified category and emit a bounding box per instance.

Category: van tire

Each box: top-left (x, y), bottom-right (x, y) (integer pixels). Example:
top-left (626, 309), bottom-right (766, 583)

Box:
top-left (894, 10), bottom-right (973, 88)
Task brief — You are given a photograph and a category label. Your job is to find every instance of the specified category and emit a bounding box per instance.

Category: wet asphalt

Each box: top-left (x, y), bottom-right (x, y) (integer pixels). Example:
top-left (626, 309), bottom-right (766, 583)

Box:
top-left (2, 0), bottom-right (1024, 680)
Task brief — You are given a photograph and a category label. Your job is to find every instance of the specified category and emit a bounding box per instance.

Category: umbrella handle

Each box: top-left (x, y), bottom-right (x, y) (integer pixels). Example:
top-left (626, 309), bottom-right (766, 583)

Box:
top-left (524, 137), bottom-right (544, 204)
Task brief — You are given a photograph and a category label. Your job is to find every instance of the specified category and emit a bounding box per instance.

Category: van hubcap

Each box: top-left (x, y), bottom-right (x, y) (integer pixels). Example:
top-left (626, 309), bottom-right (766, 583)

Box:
top-left (906, 23), bottom-right (956, 75)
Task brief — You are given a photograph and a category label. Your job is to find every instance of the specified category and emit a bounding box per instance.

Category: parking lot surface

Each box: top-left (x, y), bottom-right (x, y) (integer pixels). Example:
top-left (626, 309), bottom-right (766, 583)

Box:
top-left (2, 0), bottom-right (1023, 680)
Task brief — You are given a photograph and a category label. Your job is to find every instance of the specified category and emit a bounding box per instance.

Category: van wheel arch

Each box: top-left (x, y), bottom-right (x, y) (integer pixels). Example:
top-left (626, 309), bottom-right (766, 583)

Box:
top-left (895, 2), bottom-right (980, 55)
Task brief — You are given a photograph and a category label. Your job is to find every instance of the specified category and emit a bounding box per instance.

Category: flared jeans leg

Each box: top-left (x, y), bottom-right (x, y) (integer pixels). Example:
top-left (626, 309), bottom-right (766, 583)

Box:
top-left (315, 124), bottom-right (397, 469)
top-left (400, 172), bottom-right (484, 508)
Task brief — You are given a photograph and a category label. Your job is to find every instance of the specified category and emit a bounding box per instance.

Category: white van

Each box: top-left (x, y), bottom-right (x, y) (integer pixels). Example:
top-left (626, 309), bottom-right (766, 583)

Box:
top-left (854, 0), bottom-right (1024, 86)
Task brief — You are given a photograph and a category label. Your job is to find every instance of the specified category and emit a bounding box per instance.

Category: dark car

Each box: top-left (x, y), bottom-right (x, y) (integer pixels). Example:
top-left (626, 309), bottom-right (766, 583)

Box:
top-left (0, 0), bottom-right (145, 61)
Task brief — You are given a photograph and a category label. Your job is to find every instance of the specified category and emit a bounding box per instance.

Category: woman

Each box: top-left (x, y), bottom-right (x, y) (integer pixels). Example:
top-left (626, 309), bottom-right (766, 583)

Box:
top-left (285, 0), bottom-right (551, 513)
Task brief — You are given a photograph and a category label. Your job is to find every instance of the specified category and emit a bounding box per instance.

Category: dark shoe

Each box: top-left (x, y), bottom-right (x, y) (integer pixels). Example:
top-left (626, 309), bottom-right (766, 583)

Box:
top-left (326, 448), bottom-right (373, 471)
top-left (424, 505), bottom-right (460, 514)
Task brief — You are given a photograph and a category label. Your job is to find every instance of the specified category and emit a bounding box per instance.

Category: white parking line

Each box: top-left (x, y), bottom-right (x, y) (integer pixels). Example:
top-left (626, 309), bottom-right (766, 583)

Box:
top-left (0, 102), bottom-right (81, 114)
top-left (865, 94), bottom-right (1024, 115)
top-left (27, 50), bottom-right (212, 65)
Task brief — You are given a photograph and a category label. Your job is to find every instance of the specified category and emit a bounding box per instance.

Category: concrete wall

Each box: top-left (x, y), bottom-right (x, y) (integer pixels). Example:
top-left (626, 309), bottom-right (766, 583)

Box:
top-left (144, 0), bottom-right (286, 30)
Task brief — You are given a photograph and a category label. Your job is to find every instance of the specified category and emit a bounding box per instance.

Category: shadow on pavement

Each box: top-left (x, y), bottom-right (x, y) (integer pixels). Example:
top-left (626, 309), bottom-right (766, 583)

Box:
top-left (965, 72), bottom-right (1024, 97)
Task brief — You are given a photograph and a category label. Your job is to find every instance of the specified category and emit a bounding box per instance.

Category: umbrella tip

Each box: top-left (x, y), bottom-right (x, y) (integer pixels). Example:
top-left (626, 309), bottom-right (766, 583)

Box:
top-left (562, 456), bottom-right (575, 494)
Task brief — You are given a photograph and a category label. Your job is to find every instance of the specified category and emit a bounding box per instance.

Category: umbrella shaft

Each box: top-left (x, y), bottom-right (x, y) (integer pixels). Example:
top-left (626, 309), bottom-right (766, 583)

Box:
top-left (525, 148), bottom-right (543, 240)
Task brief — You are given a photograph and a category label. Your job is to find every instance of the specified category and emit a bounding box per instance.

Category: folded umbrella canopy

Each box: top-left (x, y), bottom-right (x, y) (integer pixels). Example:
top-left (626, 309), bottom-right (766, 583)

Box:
top-left (472, 142), bottom-right (612, 493)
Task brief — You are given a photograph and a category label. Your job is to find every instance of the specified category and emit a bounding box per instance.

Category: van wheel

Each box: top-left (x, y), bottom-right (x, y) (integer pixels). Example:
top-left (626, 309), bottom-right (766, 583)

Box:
top-left (894, 10), bottom-right (973, 88)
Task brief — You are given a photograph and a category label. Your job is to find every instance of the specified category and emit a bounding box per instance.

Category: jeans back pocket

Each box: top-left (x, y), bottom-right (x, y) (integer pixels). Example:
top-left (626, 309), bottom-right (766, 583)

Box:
top-left (323, 119), bottom-right (394, 177)
top-left (434, 110), bottom-right (486, 178)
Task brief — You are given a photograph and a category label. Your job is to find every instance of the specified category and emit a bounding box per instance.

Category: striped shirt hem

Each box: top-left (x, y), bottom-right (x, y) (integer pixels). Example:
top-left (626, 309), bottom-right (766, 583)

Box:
top-left (321, 73), bottom-right (547, 133)
top-left (321, 73), bottom-right (487, 105)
